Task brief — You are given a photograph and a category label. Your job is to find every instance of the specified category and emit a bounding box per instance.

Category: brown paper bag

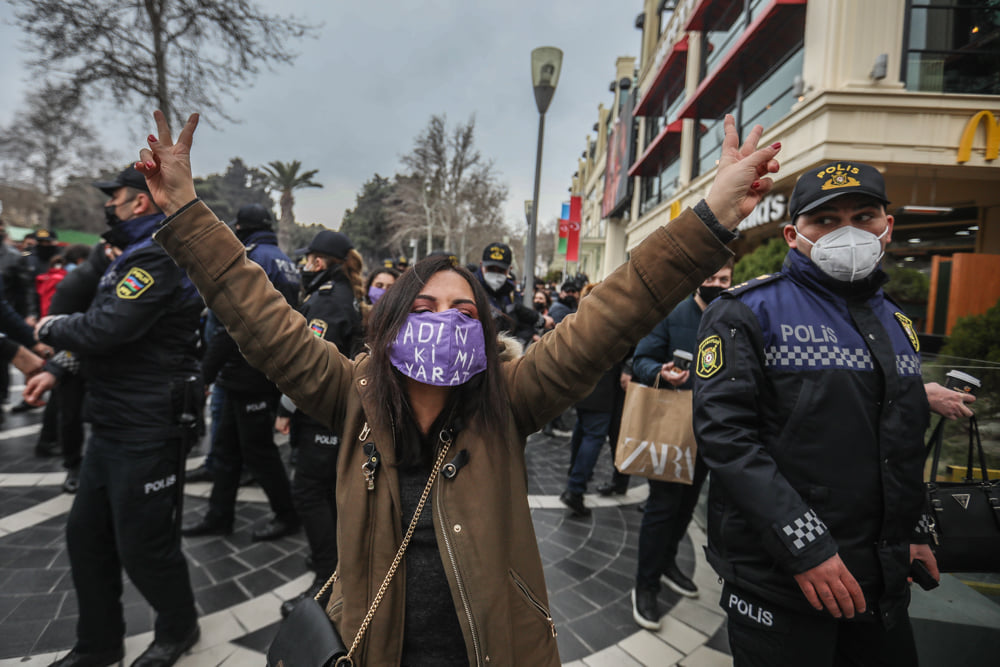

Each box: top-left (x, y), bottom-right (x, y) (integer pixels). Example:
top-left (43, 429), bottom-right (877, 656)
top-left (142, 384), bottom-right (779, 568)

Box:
top-left (614, 383), bottom-right (696, 485)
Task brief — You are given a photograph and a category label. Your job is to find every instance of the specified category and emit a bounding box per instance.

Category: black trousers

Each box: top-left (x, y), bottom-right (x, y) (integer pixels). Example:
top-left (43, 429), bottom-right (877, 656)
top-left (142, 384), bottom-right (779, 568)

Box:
top-left (205, 391), bottom-right (296, 526)
top-left (636, 454), bottom-right (709, 590)
top-left (56, 373), bottom-right (86, 470)
top-left (67, 433), bottom-right (196, 652)
top-left (290, 419), bottom-right (339, 577)
top-left (722, 582), bottom-right (918, 667)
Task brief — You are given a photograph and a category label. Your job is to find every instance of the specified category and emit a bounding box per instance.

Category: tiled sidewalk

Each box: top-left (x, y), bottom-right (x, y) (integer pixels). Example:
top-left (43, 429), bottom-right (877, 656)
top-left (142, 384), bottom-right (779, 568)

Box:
top-left (0, 399), bottom-right (732, 666)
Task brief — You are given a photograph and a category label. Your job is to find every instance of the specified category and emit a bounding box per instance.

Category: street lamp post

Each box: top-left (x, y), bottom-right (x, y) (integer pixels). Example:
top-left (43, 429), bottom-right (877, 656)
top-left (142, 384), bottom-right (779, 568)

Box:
top-left (524, 46), bottom-right (563, 306)
top-left (522, 200), bottom-right (533, 291)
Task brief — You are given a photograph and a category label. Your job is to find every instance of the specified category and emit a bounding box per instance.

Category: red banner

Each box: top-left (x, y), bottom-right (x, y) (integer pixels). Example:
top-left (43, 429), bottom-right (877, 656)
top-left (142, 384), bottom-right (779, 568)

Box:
top-left (566, 195), bottom-right (582, 262)
top-left (566, 224), bottom-right (580, 262)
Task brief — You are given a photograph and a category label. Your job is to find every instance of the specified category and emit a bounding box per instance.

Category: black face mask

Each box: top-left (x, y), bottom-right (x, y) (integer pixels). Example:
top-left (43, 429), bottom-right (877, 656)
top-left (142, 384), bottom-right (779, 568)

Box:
top-left (300, 269), bottom-right (322, 286)
top-left (36, 245), bottom-right (58, 262)
top-left (533, 302), bottom-right (547, 312)
top-left (697, 285), bottom-right (724, 305)
top-left (104, 204), bottom-right (123, 228)
top-left (560, 295), bottom-right (578, 310)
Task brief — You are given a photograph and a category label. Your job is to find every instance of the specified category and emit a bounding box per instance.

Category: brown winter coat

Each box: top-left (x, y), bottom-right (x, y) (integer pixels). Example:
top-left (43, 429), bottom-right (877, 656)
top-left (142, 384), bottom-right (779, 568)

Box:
top-left (155, 200), bottom-right (732, 666)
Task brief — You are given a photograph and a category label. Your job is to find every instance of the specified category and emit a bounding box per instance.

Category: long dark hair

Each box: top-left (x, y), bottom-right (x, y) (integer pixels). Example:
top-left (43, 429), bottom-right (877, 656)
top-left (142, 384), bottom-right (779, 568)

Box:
top-left (367, 255), bottom-right (509, 466)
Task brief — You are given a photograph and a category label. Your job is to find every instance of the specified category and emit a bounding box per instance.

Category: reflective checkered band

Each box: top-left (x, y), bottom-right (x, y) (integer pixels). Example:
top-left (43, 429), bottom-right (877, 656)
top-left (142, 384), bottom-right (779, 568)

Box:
top-left (915, 513), bottom-right (933, 535)
top-left (765, 345), bottom-right (874, 371)
top-left (780, 509), bottom-right (828, 552)
top-left (896, 353), bottom-right (921, 377)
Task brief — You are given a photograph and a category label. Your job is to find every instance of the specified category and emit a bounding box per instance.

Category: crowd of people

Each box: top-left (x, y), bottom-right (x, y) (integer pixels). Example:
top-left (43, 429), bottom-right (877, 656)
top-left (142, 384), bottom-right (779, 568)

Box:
top-left (0, 110), bottom-right (981, 667)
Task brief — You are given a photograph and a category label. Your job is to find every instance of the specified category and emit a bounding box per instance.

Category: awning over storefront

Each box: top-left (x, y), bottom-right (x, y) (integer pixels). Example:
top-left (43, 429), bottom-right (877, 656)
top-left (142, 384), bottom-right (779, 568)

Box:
top-left (684, 0), bottom-right (742, 32)
top-left (677, 0), bottom-right (806, 120)
top-left (628, 120), bottom-right (684, 177)
top-left (634, 35), bottom-right (689, 118)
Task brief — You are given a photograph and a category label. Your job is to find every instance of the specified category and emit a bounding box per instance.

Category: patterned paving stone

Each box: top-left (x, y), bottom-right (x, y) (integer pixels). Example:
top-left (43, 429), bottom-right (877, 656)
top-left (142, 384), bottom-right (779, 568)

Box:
top-left (0, 401), bottom-right (728, 666)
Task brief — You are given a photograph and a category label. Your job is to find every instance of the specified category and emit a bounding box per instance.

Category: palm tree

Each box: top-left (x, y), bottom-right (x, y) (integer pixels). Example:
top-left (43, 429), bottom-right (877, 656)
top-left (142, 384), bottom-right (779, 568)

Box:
top-left (261, 160), bottom-right (323, 251)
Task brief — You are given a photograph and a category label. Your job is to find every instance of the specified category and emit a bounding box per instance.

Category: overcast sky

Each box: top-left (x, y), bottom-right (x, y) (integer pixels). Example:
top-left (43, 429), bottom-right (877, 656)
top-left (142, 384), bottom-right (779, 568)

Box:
top-left (0, 1), bottom-right (639, 237)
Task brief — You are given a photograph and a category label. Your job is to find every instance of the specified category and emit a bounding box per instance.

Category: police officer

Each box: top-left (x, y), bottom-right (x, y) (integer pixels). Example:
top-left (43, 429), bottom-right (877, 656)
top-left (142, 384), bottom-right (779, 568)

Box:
top-left (693, 162), bottom-right (936, 666)
top-left (35, 166), bottom-right (202, 667)
top-left (475, 241), bottom-right (548, 347)
top-left (182, 204), bottom-right (302, 542)
top-left (276, 229), bottom-right (363, 617)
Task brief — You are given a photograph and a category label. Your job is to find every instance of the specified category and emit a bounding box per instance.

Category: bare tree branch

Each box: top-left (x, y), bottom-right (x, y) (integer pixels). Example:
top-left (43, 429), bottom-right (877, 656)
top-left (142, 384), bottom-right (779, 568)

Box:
top-left (10, 0), bottom-right (319, 128)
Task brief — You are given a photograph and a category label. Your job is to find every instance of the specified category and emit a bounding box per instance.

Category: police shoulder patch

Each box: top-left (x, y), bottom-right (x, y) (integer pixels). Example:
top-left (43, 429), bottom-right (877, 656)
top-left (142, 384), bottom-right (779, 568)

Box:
top-left (696, 335), bottom-right (724, 379)
top-left (893, 312), bottom-right (920, 352)
top-left (309, 318), bottom-right (328, 338)
top-left (116, 267), bottom-right (154, 299)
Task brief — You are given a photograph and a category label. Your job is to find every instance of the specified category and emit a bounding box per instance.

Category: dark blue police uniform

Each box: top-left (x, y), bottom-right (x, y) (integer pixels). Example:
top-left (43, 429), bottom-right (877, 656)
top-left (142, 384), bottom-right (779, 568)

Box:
top-left (39, 212), bottom-right (203, 655)
top-left (693, 249), bottom-right (931, 666)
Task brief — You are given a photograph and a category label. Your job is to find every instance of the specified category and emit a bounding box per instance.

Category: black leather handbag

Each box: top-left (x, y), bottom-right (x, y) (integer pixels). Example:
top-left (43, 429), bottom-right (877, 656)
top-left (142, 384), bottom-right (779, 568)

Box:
top-left (266, 592), bottom-right (347, 667)
top-left (924, 415), bottom-right (1000, 573)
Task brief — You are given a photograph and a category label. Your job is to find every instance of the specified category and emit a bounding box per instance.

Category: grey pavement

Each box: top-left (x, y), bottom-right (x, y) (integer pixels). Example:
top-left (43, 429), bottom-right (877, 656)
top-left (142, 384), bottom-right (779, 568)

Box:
top-left (5, 388), bottom-right (998, 666)
top-left (0, 391), bottom-right (732, 666)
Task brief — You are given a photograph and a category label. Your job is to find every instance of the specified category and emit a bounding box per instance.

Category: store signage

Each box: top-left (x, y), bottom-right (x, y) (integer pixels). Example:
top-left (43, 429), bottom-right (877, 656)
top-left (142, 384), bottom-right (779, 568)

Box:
top-left (738, 193), bottom-right (787, 231)
top-left (956, 110), bottom-right (1000, 164)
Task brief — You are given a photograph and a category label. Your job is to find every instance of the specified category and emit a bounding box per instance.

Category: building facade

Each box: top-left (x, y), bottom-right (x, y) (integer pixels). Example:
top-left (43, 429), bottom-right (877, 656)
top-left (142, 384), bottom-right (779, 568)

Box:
top-left (573, 0), bottom-right (1000, 332)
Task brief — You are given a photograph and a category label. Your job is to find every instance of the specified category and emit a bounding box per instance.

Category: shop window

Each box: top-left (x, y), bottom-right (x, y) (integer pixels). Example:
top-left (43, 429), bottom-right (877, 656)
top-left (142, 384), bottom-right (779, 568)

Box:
top-left (703, 3), bottom-right (746, 77)
top-left (695, 114), bottom-right (731, 178)
top-left (639, 155), bottom-right (682, 216)
top-left (741, 47), bottom-right (804, 135)
top-left (904, 0), bottom-right (1000, 95)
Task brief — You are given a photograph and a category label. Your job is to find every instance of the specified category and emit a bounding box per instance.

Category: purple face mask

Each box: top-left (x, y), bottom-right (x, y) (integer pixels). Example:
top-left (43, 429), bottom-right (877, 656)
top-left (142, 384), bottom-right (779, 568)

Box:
top-left (368, 286), bottom-right (386, 304)
top-left (388, 309), bottom-right (488, 386)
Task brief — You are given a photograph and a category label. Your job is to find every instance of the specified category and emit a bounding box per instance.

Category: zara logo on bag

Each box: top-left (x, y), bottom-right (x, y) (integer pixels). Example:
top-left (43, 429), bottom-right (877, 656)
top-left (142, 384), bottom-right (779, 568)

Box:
top-left (618, 437), bottom-right (695, 479)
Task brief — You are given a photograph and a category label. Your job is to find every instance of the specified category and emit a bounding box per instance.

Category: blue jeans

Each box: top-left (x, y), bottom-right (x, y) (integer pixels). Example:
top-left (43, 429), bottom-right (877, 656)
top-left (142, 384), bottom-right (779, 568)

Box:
top-left (566, 409), bottom-right (613, 495)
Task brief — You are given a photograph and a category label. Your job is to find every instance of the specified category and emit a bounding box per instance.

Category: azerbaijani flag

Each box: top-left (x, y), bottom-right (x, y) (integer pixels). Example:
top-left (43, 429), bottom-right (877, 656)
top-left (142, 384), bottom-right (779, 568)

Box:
top-left (557, 202), bottom-right (570, 254)
top-left (566, 195), bottom-right (582, 262)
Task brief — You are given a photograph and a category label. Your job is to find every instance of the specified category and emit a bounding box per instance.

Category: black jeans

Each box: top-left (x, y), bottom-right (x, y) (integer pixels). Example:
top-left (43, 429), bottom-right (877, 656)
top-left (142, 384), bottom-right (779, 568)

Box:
top-left (291, 419), bottom-right (339, 577)
top-left (67, 434), bottom-right (196, 652)
top-left (205, 391), bottom-right (296, 526)
top-left (722, 582), bottom-right (918, 667)
top-left (636, 453), bottom-right (708, 591)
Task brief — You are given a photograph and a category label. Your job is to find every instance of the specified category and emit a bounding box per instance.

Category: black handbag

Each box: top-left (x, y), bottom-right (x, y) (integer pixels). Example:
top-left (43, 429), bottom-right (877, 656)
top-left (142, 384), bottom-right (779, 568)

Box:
top-left (266, 592), bottom-right (347, 667)
top-left (924, 415), bottom-right (1000, 572)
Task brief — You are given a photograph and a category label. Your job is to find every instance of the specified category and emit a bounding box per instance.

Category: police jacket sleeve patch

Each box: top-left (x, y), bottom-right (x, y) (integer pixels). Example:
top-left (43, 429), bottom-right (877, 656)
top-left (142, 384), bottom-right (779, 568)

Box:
top-left (893, 312), bottom-right (920, 353)
top-left (776, 508), bottom-right (828, 554)
top-left (309, 319), bottom-right (328, 338)
top-left (696, 335), bottom-right (724, 379)
top-left (116, 267), bottom-right (155, 299)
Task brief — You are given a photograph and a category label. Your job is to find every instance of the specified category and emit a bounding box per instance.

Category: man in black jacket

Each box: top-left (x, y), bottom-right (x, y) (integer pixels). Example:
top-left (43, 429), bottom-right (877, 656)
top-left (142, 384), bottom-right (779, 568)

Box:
top-left (182, 204), bottom-right (302, 542)
top-left (693, 162), bottom-right (936, 666)
top-left (35, 166), bottom-right (202, 667)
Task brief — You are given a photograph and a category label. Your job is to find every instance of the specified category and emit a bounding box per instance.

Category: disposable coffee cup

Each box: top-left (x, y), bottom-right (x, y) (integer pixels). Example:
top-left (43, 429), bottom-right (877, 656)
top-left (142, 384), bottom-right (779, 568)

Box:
top-left (944, 370), bottom-right (980, 394)
top-left (673, 349), bottom-right (693, 371)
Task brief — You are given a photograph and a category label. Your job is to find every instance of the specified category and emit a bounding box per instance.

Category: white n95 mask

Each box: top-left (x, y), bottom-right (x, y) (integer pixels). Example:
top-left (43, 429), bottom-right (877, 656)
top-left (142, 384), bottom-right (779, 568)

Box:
top-left (796, 224), bottom-right (888, 282)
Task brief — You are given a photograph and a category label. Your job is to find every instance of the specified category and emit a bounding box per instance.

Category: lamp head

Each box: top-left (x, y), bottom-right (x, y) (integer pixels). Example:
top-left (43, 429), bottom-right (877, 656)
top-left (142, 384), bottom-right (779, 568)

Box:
top-left (531, 46), bottom-right (564, 114)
